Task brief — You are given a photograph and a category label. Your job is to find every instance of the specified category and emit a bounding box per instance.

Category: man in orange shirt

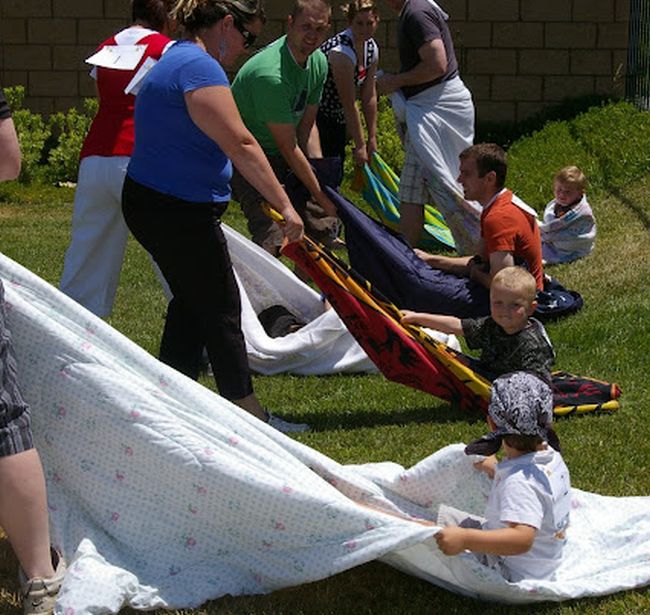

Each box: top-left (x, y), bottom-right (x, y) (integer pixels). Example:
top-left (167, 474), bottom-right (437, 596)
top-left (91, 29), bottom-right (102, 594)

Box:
top-left (417, 143), bottom-right (544, 290)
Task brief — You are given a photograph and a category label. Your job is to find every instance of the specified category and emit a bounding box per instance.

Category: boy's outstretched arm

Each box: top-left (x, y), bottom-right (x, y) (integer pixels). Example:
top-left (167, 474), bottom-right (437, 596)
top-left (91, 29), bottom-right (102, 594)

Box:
top-left (473, 454), bottom-right (498, 479)
top-left (400, 311), bottom-right (464, 336)
top-left (435, 523), bottom-right (536, 557)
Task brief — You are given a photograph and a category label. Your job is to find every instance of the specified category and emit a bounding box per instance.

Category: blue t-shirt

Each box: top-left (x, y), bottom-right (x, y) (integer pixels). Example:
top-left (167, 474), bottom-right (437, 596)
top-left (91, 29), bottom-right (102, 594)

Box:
top-left (128, 41), bottom-right (232, 203)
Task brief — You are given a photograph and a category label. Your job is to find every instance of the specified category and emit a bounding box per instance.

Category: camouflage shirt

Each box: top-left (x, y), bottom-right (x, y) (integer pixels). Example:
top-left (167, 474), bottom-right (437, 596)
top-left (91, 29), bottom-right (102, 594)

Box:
top-left (461, 316), bottom-right (555, 385)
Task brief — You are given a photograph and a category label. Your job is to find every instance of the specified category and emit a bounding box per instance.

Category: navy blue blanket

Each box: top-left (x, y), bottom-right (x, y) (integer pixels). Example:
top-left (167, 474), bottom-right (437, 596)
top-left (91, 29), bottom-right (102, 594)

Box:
top-left (285, 162), bottom-right (580, 321)
top-left (330, 187), bottom-right (490, 318)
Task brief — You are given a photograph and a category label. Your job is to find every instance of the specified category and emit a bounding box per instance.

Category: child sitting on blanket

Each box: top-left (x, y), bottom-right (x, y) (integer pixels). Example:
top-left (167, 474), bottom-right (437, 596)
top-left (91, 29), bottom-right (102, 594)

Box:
top-left (401, 266), bottom-right (555, 387)
top-left (539, 166), bottom-right (596, 265)
top-left (435, 371), bottom-right (571, 582)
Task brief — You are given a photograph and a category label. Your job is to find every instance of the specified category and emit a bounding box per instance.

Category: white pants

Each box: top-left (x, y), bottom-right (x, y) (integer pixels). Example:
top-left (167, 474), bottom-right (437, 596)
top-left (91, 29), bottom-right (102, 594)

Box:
top-left (59, 156), bottom-right (166, 317)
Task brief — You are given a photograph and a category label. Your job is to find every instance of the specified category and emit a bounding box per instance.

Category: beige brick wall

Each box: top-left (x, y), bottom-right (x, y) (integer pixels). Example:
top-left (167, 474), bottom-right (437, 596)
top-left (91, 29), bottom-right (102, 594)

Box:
top-left (0, 0), bottom-right (630, 123)
top-left (447, 0), bottom-right (629, 123)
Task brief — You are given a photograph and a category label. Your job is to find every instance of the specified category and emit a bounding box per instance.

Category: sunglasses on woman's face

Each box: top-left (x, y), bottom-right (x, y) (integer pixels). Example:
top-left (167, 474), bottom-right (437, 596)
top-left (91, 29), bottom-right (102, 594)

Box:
top-left (233, 18), bottom-right (257, 49)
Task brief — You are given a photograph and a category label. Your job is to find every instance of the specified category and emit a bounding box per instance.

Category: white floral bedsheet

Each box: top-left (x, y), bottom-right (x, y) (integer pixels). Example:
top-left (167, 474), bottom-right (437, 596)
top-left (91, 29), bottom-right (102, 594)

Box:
top-left (1, 253), bottom-right (649, 612)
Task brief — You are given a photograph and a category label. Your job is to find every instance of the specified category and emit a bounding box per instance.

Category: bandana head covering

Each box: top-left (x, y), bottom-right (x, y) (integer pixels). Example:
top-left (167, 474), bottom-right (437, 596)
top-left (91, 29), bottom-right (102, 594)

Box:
top-left (465, 372), bottom-right (560, 456)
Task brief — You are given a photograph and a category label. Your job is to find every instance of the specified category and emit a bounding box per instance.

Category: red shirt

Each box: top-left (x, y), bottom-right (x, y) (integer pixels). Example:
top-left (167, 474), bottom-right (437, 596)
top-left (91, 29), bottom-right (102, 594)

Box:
top-left (80, 27), bottom-right (171, 159)
top-left (481, 189), bottom-right (544, 290)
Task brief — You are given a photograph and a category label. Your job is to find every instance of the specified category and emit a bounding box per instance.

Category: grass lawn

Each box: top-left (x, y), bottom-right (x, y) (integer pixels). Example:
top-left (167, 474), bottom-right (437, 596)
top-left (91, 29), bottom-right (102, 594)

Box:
top-left (1, 106), bottom-right (650, 613)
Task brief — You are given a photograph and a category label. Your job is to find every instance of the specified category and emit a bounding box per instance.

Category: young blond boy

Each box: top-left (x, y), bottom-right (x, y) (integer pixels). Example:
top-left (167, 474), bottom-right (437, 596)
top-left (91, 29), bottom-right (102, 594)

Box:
top-left (435, 371), bottom-right (570, 581)
top-left (540, 166), bottom-right (596, 265)
top-left (402, 266), bottom-right (569, 580)
top-left (401, 266), bottom-right (555, 385)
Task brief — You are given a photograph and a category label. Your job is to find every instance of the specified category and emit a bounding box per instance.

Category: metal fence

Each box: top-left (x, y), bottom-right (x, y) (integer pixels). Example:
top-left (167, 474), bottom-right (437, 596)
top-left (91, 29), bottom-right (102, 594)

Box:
top-left (627, 0), bottom-right (650, 107)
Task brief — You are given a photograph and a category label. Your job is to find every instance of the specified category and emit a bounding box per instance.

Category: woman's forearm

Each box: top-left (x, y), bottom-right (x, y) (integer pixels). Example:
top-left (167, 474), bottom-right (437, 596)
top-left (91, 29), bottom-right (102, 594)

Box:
top-left (230, 139), bottom-right (293, 211)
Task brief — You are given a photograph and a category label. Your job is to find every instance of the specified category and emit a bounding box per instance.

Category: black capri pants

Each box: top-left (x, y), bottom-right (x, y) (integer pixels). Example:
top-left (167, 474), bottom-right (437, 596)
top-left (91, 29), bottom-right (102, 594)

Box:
top-left (122, 176), bottom-right (253, 401)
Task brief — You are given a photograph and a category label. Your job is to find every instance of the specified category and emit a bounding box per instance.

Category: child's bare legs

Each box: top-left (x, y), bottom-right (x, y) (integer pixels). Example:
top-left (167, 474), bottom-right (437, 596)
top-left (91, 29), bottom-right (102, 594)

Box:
top-left (0, 448), bottom-right (55, 579)
top-left (400, 201), bottom-right (424, 247)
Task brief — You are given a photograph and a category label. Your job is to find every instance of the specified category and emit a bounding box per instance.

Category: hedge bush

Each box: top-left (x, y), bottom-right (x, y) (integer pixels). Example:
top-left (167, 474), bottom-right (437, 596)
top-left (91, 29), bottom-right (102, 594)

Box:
top-left (3, 86), bottom-right (97, 184)
top-left (4, 87), bottom-right (50, 183)
top-left (508, 101), bottom-right (650, 210)
top-left (46, 98), bottom-right (98, 184)
top-left (6, 84), bottom-right (650, 204)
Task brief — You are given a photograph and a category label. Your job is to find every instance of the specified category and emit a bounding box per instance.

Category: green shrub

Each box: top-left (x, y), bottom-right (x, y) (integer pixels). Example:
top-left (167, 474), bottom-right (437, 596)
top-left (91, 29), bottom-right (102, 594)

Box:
top-left (507, 101), bottom-right (650, 212)
top-left (46, 98), bottom-right (98, 184)
top-left (3, 86), bottom-right (51, 183)
top-left (374, 96), bottom-right (404, 173)
top-left (342, 96), bottom-right (403, 180)
top-left (2, 87), bottom-right (97, 184)
top-left (507, 122), bottom-right (593, 209)
top-left (571, 101), bottom-right (650, 190)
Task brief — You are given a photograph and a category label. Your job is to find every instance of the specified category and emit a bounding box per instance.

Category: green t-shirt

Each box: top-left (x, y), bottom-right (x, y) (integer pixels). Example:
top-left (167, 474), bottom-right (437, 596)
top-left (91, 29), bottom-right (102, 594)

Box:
top-left (232, 36), bottom-right (328, 155)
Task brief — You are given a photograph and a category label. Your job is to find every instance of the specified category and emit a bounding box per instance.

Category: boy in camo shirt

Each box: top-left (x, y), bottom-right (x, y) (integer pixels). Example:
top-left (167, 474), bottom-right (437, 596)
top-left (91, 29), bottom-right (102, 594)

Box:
top-left (401, 266), bottom-right (554, 387)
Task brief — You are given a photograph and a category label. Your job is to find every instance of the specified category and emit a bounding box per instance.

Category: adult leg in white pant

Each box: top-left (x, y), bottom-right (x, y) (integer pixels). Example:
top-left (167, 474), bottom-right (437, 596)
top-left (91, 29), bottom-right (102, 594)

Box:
top-left (60, 155), bottom-right (130, 318)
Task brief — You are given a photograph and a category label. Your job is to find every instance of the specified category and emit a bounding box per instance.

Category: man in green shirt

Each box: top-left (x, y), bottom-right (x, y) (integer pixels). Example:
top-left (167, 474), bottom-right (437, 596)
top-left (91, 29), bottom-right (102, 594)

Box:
top-left (232, 0), bottom-right (338, 256)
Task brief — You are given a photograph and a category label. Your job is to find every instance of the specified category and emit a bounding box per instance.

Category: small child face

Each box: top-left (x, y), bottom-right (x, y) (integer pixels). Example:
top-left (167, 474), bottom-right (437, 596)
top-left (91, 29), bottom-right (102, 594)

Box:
top-left (553, 181), bottom-right (583, 207)
top-left (489, 283), bottom-right (535, 334)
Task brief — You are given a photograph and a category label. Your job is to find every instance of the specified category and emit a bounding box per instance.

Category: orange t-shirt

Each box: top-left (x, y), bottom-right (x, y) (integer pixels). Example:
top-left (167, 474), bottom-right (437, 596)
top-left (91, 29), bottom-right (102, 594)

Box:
top-left (481, 190), bottom-right (544, 289)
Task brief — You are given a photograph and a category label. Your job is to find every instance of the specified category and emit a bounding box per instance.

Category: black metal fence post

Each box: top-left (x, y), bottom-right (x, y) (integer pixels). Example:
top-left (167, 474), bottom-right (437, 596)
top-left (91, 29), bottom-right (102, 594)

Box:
top-left (627, 0), bottom-right (650, 108)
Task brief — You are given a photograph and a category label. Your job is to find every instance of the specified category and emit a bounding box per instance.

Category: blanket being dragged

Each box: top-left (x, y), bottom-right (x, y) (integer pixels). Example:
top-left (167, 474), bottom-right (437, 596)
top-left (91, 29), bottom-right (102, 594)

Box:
top-left (355, 151), bottom-right (456, 251)
top-left (333, 186), bottom-right (583, 321)
top-left (337, 186), bottom-right (491, 318)
top-left (156, 222), bottom-right (377, 376)
top-left (223, 223), bottom-right (377, 375)
top-left (0, 254), bottom-right (648, 611)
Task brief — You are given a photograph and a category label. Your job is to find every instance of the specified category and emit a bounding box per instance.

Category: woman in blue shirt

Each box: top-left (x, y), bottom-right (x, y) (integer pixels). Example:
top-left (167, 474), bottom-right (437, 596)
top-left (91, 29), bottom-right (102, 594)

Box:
top-left (122, 0), bottom-right (307, 432)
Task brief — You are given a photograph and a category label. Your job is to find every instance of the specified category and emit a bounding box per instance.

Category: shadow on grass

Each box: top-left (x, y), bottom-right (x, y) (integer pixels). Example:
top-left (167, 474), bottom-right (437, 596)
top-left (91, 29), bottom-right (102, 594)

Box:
top-left (604, 185), bottom-right (650, 230)
top-left (478, 94), bottom-right (613, 147)
top-left (567, 118), bottom-right (650, 231)
top-left (304, 402), bottom-right (485, 432)
top-left (154, 559), bottom-right (650, 615)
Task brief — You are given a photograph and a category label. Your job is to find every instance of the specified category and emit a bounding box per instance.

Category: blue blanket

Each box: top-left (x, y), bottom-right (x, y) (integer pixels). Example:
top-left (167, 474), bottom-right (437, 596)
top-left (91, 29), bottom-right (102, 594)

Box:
top-left (332, 187), bottom-right (490, 318)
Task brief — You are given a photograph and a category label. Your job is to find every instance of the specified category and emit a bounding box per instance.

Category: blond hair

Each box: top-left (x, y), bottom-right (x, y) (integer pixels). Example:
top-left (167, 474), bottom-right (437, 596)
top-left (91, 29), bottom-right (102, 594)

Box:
top-left (554, 165), bottom-right (587, 192)
top-left (171, 0), bottom-right (264, 33)
top-left (491, 266), bottom-right (537, 303)
top-left (341, 1), bottom-right (378, 20)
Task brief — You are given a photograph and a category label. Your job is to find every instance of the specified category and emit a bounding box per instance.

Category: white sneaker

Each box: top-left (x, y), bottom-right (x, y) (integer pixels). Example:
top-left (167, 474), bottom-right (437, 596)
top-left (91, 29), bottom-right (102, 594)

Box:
top-left (19, 550), bottom-right (66, 615)
top-left (266, 412), bottom-right (310, 433)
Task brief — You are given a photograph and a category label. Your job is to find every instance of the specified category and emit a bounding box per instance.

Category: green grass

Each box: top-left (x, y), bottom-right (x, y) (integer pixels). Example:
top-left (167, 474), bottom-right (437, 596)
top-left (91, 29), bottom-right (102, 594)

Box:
top-left (1, 102), bottom-right (650, 613)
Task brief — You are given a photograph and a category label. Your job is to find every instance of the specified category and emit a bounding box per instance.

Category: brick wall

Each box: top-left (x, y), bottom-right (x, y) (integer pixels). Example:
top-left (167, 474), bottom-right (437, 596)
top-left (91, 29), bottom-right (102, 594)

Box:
top-left (0, 0), bottom-right (630, 124)
top-left (445, 0), bottom-right (630, 123)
